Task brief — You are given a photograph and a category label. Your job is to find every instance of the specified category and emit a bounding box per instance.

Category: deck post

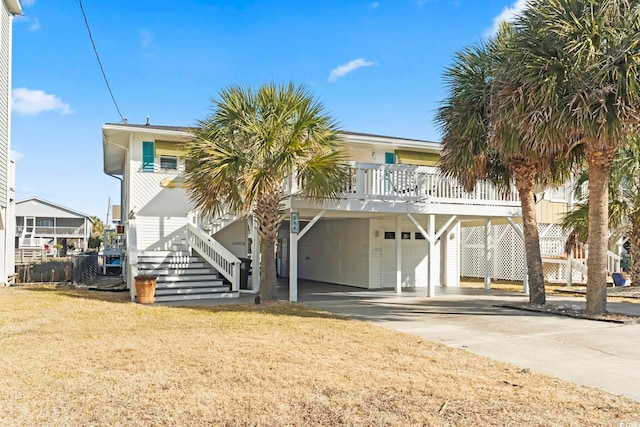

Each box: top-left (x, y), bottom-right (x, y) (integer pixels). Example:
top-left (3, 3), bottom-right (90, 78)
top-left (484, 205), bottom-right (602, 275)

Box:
top-left (252, 216), bottom-right (260, 292)
top-left (289, 211), bottom-right (299, 302)
top-left (427, 214), bottom-right (437, 297)
top-left (396, 215), bottom-right (402, 293)
top-left (484, 219), bottom-right (492, 290)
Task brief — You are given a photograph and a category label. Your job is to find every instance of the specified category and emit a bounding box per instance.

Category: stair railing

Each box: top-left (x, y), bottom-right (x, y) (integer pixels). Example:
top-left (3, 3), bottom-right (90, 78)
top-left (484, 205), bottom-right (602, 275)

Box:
top-left (186, 215), bottom-right (241, 291)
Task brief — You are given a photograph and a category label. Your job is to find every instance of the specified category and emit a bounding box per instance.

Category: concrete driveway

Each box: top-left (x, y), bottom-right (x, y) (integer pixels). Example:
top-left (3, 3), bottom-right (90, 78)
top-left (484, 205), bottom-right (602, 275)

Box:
top-left (289, 282), bottom-right (640, 402)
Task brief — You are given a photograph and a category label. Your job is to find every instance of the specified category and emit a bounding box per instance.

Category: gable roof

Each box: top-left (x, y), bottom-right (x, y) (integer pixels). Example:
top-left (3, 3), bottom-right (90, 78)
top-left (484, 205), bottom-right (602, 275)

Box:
top-left (15, 197), bottom-right (92, 220)
top-left (4, 0), bottom-right (23, 15)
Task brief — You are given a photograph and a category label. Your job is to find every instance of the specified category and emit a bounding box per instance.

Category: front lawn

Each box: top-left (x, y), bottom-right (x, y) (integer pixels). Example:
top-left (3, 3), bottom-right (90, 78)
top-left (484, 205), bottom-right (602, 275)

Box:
top-left (0, 286), bottom-right (637, 426)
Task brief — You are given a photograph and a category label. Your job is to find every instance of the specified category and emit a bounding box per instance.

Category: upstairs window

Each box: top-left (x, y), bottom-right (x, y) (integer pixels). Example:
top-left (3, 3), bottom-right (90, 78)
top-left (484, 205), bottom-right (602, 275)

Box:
top-left (160, 156), bottom-right (178, 170)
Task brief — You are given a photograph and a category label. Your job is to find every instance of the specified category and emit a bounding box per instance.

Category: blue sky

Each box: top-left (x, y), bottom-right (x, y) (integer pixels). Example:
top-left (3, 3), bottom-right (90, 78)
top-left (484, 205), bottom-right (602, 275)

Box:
top-left (10, 0), bottom-right (526, 222)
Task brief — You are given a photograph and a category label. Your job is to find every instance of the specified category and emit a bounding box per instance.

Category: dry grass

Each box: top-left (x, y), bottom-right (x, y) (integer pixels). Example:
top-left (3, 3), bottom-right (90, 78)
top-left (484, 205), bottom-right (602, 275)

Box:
top-left (1, 286), bottom-right (638, 427)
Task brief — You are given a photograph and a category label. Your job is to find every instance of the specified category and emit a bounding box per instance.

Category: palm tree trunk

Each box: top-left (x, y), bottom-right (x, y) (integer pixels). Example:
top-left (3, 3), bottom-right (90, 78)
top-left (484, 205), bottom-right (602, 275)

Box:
top-left (512, 162), bottom-right (545, 305)
top-left (629, 220), bottom-right (640, 287)
top-left (585, 145), bottom-right (616, 315)
top-left (254, 190), bottom-right (283, 302)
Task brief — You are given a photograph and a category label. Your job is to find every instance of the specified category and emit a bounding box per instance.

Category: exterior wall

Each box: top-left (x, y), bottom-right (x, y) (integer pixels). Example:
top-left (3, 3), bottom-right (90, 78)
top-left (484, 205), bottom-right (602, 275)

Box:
top-left (370, 217), bottom-right (439, 288)
top-left (0, 2), bottom-right (15, 284)
top-left (0, 2), bottom-right (10, 209)
top-left (536, 200), bottom-right (569, 224)
top-left (128, 134), bottom-right (194, 250)
top-left (135, 215), bottom-right (188, 251)
top-left (441, 223), bottom-right (460, 287)
top-left (345, 144), bottom-right (374, 162)
top-left (212, 219), bottom-right (248, 259)
top-left (297, 219), bottom-right (370, 288)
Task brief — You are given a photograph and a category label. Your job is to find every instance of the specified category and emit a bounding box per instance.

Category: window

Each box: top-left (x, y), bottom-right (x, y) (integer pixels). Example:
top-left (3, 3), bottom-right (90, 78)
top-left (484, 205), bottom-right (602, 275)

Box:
top-left (384, 232), bottom-right (396, 240)
top-left (160, 156), bottom-right (178, 170)
top-left (401, 232), bottom-right (411, 240)
top-left (415, 232), bottom-right (426, 240)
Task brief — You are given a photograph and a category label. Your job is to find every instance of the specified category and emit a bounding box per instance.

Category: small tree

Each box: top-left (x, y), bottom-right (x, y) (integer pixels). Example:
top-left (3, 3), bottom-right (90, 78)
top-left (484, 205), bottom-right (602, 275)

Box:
top-left (185, 82), bottom-right (349, 302)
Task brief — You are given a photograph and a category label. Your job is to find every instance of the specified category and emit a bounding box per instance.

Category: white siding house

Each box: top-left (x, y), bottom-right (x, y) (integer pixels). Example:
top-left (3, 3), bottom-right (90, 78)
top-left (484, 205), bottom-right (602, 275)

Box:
top-left (0, 0), bottom-right (21, 284)
top-left (15, 197), bottom-right (92, 254)
top-left (103, 123), bottom-right (539, 303)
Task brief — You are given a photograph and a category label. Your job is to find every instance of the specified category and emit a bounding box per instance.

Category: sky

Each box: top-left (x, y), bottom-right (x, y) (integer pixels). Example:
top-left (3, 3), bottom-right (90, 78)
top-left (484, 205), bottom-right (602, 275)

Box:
top-left (10, 0), bottom-right (527, 223)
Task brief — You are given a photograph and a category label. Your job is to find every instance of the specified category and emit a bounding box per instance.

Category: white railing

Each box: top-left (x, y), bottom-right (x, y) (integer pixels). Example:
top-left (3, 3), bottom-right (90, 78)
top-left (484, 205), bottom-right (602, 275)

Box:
top-left (186, 221), bottom-right (241, 291)
top-left (286, 162), bottom-right (520, 206)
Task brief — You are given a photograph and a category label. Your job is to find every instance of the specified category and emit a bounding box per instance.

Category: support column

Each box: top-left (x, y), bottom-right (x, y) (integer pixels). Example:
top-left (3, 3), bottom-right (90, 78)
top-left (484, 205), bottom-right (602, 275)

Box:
top-left (396, 215), bottom-right (402, 293)
top-left (252, 216), bottom-right (261, 292)
top-left (427, 215), bottom-right (437, 297)
top-left (484, 219), bottom-right (492, 290)
top-left (289, 211), bottom-right (299, 302)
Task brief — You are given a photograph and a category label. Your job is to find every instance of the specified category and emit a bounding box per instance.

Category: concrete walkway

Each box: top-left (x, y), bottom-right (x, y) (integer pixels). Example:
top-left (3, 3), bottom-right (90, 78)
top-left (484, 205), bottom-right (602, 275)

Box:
top-left (286, 281), bottom-right (640, 402)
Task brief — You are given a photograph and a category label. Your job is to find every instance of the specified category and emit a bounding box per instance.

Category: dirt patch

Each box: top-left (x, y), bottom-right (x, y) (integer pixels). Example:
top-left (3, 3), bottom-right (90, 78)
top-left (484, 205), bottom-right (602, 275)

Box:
top-left (498, 302), bottom-right (640, 324)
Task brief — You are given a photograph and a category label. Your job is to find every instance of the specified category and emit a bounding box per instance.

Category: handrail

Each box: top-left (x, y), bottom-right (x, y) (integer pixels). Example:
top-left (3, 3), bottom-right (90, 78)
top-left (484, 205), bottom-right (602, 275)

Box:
top-left (186, 222), bottom-right (241, 291)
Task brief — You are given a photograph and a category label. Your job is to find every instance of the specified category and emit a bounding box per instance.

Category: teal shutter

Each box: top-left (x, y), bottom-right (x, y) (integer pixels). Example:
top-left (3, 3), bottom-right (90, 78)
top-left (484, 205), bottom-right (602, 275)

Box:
top-left (385, 152), bottom-right (395, 164)
top-left (142, 141), bottom-right (155, 172)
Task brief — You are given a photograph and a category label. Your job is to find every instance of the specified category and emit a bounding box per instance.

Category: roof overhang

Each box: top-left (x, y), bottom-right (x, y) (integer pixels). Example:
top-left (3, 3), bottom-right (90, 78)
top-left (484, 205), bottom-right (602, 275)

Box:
top-left (341, 132), bottom-right (441, 153)
top-left (5, 0), bottom-right (23, 15)
top-left (102, 123), bottom-right (193, 176)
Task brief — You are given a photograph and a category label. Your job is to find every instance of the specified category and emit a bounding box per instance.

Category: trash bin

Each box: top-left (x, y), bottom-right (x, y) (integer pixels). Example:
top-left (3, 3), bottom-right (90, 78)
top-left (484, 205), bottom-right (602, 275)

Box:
top-left (239, 258), bottom-right (252, 290)
top-left (134, 275), bottom-right (157, 304)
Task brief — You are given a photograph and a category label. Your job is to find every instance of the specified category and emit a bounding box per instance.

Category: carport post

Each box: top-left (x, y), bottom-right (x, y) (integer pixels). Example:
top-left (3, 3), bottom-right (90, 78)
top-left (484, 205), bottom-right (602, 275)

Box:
top-left (289, 211), bottom-right (299, 302)
top-left (484, 219), bottom-right (492, 290)
top-left (252, 216), bottom-right (260, 292)
top-left (396, 215), bottom-right (402, 293)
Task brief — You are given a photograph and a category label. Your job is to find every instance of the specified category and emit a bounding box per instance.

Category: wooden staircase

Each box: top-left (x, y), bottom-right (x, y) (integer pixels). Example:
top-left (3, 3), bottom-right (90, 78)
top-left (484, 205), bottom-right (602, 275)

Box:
top-left (137, 250), bottom-right (238, 302)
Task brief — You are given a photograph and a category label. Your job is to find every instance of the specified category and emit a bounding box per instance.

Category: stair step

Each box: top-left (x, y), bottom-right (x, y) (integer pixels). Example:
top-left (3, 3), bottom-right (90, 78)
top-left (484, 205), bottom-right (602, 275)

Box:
top-left (156, 275), bottom-right (222, 283)
top-left (155, 286), bottom-right (229, 296)
top-left (138, 255), bottom-right (199, 263)
top-left (156, 280), bottom-right (225, 289)
top-left (138, 268), bottom-right (213, 275)
top-left (138, 262), bottom-right (206, 269)
top-left (153, 291), bottom-right (239, 303)
top-left (138, 250), bottom-right (191, 257)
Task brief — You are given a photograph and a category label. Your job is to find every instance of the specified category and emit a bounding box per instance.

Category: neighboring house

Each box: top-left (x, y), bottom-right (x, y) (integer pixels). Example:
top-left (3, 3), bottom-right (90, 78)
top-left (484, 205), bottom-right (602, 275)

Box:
top-left (103, 122), bottom-right (544, 303)
top-left (0, 1), bottom-right (22, 284)
top-left (15, 197), bottom-right (92, 255)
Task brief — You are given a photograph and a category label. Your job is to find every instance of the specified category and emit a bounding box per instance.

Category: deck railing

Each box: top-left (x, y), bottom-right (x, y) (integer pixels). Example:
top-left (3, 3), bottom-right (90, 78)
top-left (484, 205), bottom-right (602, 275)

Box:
top-left (285, 162), bottom-right (521, 206)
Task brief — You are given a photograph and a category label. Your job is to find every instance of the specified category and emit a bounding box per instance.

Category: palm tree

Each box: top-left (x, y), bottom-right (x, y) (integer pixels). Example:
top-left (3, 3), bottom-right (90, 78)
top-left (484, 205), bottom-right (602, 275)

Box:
top-left (562, 135), bottom-right (640, 283)
top-left (185, 82), bottom-right (350, 302)
top-left (500, 0), bottom-right (640, 315)
top-left (436, 32), bottom-right (554, 305)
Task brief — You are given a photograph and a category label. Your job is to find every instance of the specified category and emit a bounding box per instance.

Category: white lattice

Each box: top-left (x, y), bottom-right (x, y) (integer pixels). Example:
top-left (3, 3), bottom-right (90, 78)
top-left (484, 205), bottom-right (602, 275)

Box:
top-left (461, 223), bottom-right (571, 282)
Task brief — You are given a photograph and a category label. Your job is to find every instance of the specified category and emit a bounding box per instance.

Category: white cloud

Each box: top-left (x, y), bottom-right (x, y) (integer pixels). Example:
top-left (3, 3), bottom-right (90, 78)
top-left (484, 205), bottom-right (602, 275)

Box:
top-left (371, 2), bottom-right (379, 8)
top-left (10, 150), bottom-right (23, 161)
top-left (328, 58), bottom-right (375, 82)
top-left (139, 29), bottom-right (154, 47)
top-left (14, 15), bottom-right (40, 31)
top-left (29, 18), bottom-right (40, 31)
top-left (486, 0), bottom-right (528, 37)
top-left (11, 88), bottom-right (73, 116)
top-left (21, 0), bottom-right (35, 6)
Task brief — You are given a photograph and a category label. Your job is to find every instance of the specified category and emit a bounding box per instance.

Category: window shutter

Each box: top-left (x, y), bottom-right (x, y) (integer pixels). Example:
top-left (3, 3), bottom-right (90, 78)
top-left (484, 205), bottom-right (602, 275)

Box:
top-left (384, 152), bottom-right (395, 164)
top-left (142, 141), bottom-right (155, 172)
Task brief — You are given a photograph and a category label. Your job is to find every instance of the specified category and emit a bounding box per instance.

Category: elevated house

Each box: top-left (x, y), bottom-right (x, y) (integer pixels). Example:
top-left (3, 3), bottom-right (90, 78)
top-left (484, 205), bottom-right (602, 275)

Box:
top-left (102, 123), bottom-right (619, 303)
top-left (0, 1), bottom-right (22, 284)
top-left (15, 197), bottom-right (92, 257)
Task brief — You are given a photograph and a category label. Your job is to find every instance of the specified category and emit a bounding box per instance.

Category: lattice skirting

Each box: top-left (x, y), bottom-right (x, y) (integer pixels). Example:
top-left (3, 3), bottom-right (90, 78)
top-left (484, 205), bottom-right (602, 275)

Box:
top-left (460, 223), bottom-right (574, 282)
